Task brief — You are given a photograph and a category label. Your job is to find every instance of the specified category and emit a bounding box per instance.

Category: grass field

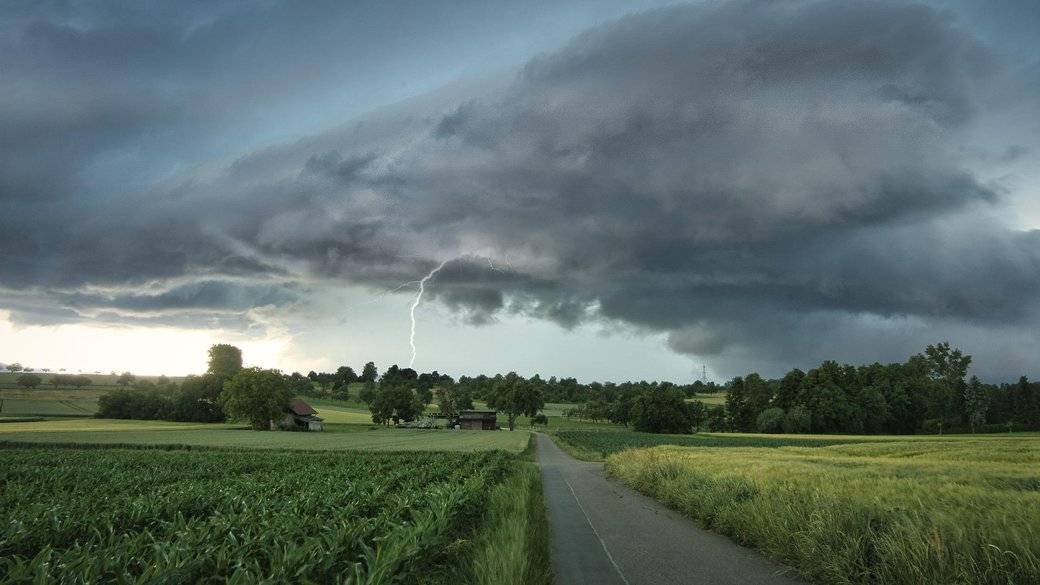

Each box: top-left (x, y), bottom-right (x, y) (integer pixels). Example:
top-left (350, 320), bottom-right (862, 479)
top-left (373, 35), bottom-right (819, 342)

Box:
top-left (687, 392), bottom-right (726, 405)
top-left (0, 445), bottom-right (534, 583)
top-left (0, 371), bottom-right (185, 390)
top-left (0, 418), bottom-right (532, 452)
top-left (553, 429), bottom-right (862, 460)
top-left (606, 436), bottom-right (1040, 585)
top-left (553, 428), bottom-right (1039, 460)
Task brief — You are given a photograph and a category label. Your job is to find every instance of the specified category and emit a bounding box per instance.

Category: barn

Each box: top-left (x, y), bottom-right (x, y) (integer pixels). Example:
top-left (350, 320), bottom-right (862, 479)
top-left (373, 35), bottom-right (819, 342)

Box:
top-left (274, 398), bottom-right (325, 431)
top-left (457, 410), bottom-right (498, 430)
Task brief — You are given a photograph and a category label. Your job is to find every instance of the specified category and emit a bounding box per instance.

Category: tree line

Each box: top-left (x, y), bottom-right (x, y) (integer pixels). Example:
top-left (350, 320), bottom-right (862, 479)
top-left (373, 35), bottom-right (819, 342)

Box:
top-left (723, 343), bottom-right (1039, 435)
top-left (95, 340), bottom-right (1038, 435)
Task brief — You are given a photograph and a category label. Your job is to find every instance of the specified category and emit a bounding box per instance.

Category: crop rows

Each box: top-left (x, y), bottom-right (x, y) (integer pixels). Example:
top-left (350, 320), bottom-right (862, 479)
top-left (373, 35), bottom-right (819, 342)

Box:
top-left (0, 446), bottom-right (511, 584)
top-left (554, 429), bottom-right (860, 457)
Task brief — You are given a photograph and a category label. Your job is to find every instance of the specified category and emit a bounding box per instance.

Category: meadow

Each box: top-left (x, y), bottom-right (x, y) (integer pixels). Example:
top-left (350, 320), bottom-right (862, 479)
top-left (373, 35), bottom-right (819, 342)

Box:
top-left (606, 436), bottom-right (1040, 585)
top-left (0, 418), bottom-right (531, 452)
top-left (0, 445), bottom-right (548, 584)
top-left (554, 429), bottom-right (864, 459)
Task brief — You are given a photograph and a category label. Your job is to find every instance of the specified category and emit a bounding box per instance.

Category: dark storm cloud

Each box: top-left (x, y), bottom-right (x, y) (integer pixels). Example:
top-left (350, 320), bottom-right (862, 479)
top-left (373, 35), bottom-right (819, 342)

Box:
top-left (3, 0), bottom-right (1039, 378)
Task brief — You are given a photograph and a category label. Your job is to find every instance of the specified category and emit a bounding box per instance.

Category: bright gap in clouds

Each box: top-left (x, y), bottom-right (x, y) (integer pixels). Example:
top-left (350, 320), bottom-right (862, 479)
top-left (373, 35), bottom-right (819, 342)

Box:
top-left (0, 312), bottom-right (300, 376)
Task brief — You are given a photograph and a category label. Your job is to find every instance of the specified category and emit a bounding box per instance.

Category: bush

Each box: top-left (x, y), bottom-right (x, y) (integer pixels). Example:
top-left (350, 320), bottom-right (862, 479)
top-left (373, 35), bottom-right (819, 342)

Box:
top-left (783, 405), bottom-right (812, 433)
top-left (921, 418), bottom-right (965, 435)
top-left (978, 423), bottom-right (1034, 433)
top-left (16, 374), bottom-right (42, 389)
top-left (97, 388), bottom-right (173, 420)
top-left (755, 407), bottom-right (787, 433)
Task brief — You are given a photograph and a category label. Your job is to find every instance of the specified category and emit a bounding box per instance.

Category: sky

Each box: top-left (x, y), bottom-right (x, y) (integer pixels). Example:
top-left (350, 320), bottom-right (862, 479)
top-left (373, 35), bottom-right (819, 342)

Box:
top-left (1, 0), bottom-right (1038, 382)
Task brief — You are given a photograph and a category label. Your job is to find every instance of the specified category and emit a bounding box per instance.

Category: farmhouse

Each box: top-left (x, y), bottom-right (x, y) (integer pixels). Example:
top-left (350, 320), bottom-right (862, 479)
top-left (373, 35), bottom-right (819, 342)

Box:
top-left (275, 398), bottom-right (325, 431)
top-left (457, 410), bottom-right (498, 430)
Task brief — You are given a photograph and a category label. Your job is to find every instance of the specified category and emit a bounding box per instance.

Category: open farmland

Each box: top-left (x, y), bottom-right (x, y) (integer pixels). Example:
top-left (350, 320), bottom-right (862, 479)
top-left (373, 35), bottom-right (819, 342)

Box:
top-left (0, 419), bottom-right (531, 452)
top-left (554, 429), bottom-right (865, 460)
top-left (606, 436), bottom-right (1040, 585)
top-left (0, 445), bottom-right (525, 583)
top-left (0, 388), bottom-right (103, 417)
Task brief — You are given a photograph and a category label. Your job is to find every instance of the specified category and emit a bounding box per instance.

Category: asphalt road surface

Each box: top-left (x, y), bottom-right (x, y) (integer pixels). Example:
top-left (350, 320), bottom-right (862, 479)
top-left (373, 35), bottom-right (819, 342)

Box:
top-left (535, 433), bottom-right (805, 585)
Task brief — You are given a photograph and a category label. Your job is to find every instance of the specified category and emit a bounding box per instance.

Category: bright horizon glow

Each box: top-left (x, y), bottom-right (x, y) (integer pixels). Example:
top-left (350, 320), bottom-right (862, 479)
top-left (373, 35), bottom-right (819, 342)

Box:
top-left (0, 312), bottom-right (298, 376)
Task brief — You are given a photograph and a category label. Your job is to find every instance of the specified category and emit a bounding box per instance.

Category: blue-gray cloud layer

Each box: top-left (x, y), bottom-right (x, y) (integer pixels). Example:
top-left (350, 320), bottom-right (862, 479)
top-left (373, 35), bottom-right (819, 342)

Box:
top-left (2, 0), bottom-right (1038, 378)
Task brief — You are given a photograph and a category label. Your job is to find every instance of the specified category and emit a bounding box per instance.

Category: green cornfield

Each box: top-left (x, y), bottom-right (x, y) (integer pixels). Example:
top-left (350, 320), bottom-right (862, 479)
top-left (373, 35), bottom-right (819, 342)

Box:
top-left (606, 437), bottom-right (1040, 585)
top-left (0, 445), bottom-right (513, 583)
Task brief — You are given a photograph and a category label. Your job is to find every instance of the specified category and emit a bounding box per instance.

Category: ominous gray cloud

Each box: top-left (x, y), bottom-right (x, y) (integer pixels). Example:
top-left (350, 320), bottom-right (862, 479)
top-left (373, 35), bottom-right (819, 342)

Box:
top-left (2, 0), bottom-right (1039, 379)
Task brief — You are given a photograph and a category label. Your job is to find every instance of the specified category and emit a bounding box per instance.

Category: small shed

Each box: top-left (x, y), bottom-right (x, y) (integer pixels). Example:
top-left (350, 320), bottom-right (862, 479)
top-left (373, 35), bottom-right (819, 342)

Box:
top-left (276, 398), bottom-right (325, 431)
top-left (457, 410), bottom-right (497, 430)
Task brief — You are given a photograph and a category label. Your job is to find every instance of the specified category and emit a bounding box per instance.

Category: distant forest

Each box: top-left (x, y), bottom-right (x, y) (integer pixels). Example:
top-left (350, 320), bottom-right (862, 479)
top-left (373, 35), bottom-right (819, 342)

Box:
top-left (89, 341), bottom-right (1038, 435)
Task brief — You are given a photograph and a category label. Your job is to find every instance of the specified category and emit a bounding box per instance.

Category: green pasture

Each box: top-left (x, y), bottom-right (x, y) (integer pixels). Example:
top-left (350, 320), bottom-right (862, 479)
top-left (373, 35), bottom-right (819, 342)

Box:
top-left (0, 418), bottom-right (531, 452)
top-left (686, 392), bottom-right (725, 405)
top-left (0, 371), bottom-right (185, 390)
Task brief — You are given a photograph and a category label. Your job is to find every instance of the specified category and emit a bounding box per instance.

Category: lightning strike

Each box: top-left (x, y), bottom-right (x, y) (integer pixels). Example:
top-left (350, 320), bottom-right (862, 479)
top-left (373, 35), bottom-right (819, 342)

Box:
top-left (408, 258), bottom-right (450, 368)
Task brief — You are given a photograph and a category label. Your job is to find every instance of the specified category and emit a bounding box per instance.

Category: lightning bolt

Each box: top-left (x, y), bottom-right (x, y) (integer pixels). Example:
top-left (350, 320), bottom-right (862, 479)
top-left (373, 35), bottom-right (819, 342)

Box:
top-left (408, 258), bottom-right (450, 368)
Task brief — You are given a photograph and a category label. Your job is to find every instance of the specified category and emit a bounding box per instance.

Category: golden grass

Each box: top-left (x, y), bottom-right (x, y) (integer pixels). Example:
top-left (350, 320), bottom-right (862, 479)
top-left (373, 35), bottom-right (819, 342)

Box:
top-left (607, 437), bottom-right (1040, 585)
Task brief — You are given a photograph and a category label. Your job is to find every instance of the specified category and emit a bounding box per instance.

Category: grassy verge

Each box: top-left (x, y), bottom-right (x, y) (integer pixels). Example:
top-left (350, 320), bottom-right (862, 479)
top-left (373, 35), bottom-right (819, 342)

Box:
top-left (606, 438), bottom-right (1040, 585)
top-left (467, 440), bottom-right (553, 585)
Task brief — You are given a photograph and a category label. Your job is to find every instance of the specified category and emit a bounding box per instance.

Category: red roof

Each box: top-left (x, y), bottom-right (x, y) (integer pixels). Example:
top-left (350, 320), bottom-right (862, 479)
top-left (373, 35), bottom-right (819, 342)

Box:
top-left (289, 399), bottom-right (317, 416)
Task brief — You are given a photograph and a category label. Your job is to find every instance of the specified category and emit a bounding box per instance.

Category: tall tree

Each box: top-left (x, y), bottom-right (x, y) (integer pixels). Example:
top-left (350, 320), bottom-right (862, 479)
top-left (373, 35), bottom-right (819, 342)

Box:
top-left (360, 362), bottom-right (379, 384)
top-left (219, 368), bottom-right (292, 430)
top-left (486, 372), bottom-right (543, 431)
top-left (207, 344), bottom-right (243, 382)
top-left (962, 376), bottom-right (989, 433)
top-left (369, 384), bottom-right (423, 425)
top-left (116, 372), bottom-right (136, 387)
top-left (774, 369), bottom-right (805, 411)
top-left (630, 386), bottom-right (692, 433)
top-left (435, 382), bottom-right (472, 419)
top-left (922, 342), bottom-right (971, 422)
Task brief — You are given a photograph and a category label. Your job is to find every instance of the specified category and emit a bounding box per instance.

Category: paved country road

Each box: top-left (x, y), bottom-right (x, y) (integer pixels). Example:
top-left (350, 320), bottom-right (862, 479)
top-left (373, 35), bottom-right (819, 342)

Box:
top-left (535, 433), bottom-right (806, 585)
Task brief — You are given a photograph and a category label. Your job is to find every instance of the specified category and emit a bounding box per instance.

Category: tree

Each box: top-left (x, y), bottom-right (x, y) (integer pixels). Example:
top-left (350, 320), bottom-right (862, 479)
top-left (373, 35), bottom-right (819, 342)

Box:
top-left (630, 387), bottom-right (692, 434)
top-left (486, 372), bottom-right (544, 431)
top-left (207, 344), bottom-right (243, 381)
top-left (16, 373), bottom-right (42, 389)
top-left (70, 375), bottom-right (93, 389)
top-left (287, 372), bottom-right (316, 397)
top-left (922, 342), bottom-right (971, 422)
top-left (359, 384), bottom-right (378, 404)
top-left (783, 405), bottom-right (812, 433)
top-left (369, 384), bottom-right (423, 425)
top-left (607, 384), bottom-right (641, 427)
top-left (334, 366), bottom-right (358, 387)
top-left (360, 362), bottom-right (378, 384)
top-left (725, 374), bottom-right (771, 432)
top-left (705, 405), bottom-right (728, 431)
top-left (219, 368), bottom-right (292, 430)
top-left (775, 369), bottom-right (804, 411)
top-left (962, 376), bottom-right (988, 433)
top-left (6, 363), bottom-right (23, 373)
top-left (436, 383), bottom-right (473, 419)
top-left (687, 399), bottom-right (707, 432)
top-left (116, 372), bottom-right (136, 387)
top-left (755, 407), bottom-right (786, 433)
top-left (1009, 376), bottom-right (1040, 427)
